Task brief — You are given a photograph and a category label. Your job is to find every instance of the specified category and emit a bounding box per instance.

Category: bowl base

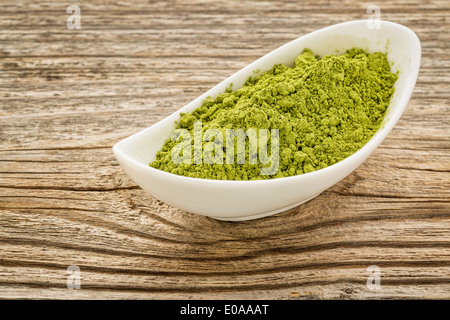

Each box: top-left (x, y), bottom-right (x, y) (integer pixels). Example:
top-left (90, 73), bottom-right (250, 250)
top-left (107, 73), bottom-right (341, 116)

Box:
top-left (210, 193), bottom-right (321, 221)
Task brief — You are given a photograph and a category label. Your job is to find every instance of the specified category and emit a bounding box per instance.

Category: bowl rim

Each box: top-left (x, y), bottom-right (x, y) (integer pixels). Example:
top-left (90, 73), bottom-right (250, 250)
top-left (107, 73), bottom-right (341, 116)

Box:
top-left (113, 19), bottom-right (421, 186)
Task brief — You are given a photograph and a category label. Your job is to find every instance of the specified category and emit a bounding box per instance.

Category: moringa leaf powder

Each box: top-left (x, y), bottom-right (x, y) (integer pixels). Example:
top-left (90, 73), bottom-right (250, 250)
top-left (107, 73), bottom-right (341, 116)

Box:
top-left (150, 48), bottom-right (398, 180)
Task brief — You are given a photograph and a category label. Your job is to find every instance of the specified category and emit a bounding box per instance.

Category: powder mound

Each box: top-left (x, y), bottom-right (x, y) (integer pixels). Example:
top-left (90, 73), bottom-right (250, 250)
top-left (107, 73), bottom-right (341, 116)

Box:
top-left (150, 48), bottom-right (398, 180)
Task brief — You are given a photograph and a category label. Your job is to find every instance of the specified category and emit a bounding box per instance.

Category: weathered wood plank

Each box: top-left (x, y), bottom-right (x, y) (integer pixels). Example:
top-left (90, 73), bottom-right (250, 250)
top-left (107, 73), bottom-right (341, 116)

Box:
top-left (0, 0), bottom-right (449, 299)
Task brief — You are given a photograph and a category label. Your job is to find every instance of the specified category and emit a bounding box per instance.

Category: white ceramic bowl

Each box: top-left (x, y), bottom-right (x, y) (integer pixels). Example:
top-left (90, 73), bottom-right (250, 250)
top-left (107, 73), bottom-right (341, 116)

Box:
top-left (113, 20), bottom-right (421, 221)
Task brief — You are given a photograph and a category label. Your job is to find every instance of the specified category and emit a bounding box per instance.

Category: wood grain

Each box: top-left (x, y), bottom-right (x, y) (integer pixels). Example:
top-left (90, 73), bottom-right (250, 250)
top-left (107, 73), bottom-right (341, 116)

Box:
top-left (0, 0), bottom-right (449, 299)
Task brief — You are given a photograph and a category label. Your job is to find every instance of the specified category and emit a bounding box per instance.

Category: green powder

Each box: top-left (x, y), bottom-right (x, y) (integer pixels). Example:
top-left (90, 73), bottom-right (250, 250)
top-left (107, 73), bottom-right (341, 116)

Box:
top-left (150, 48), bottom-right (397, 180)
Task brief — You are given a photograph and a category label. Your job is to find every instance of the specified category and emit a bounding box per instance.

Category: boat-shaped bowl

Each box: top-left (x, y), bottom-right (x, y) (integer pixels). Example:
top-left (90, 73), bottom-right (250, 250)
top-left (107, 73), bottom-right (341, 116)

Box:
top-left (113, 20), bottom-right (421, 221)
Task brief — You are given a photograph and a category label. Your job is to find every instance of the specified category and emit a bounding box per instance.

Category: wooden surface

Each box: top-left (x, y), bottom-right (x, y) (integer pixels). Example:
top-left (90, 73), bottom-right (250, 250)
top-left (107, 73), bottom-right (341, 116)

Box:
top-left (0, 0), bottom-right (449, 300)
